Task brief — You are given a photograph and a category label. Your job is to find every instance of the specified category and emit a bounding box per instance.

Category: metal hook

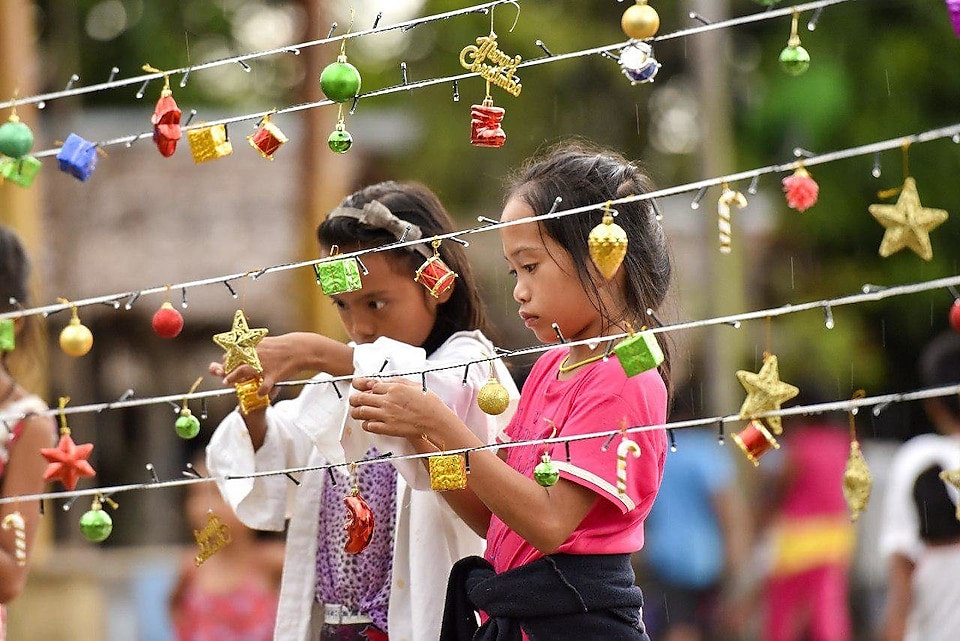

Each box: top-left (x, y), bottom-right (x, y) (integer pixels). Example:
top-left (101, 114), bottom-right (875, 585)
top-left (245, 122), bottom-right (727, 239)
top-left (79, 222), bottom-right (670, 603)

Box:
top-left (490, 0), bottom-right (521, 35)
top-left (748, 174), bottom-right (761, 195)
top-left (223, 281), bottom-right (238, 299)
top-left (689, 12), bottom-right (712, 25)
top-left (807, 7), bottom-right (824, 31)
top-left (552, 323), bottom-right (566, 343)
top-left (690, 186), bottom-right (708, 209)
top-left (146, 463), bottom-right (160, 484)
top-left (65, 74), bottom-right (80, 91)
top-left (179, 67), bottom-right (192, 87)
top-left (181, 287), bottom-right (189, 309)
top-left (108, 67), bottom-right (120, 83)
top-left (535, 39), bottom-right (553, 57)
top-left (372, 11), bottom-right (383, 29)
top-left (400, 62), bottom-right (408, 85)
top-left (452, 79), bottom-right (460, 102)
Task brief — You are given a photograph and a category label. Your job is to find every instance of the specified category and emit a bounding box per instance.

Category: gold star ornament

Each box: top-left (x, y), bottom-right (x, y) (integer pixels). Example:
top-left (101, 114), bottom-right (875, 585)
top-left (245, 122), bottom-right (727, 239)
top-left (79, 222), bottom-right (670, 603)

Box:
top-left (213, 309), bottom-right (268, 374)
top-left (868, 177), bottom-right (948, 261)
top-left (736, 353), bottom-right (799, 435)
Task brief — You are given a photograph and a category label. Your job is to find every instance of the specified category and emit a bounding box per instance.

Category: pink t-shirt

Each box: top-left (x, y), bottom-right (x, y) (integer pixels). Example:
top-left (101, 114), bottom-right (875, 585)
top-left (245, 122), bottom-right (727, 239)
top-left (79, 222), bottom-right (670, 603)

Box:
top-left (485, 348), bottom-right (668, 573)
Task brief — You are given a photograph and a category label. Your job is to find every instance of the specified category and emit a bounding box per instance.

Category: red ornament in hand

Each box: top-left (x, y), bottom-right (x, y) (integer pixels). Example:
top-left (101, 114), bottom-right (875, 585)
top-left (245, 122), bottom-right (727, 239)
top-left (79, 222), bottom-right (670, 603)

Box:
top-left (950, 299), bottom-right (960, 333)
top-left (152, 89), bottom-right (182, 157)
top-left (41, 433), bottom-right (96, 491)
top-left (782, 167), bottom-right (819, 212)
top-left (152, 302), bottom-right (184, 338)
top-left (470, 100), bottom-right (506, 148)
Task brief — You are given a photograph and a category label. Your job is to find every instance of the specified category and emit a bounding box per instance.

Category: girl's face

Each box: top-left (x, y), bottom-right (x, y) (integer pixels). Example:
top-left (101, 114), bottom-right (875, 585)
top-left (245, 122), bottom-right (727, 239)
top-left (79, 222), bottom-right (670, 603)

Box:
top-left (500, 197), bottom-right (608, 346)
top-left (324, 250), bottom-right (445, 347)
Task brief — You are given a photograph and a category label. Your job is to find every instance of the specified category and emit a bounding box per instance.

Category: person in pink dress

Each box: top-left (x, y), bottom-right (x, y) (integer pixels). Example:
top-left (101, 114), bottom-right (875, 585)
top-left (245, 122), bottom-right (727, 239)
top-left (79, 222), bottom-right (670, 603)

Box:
top-left (350, 141), bottom-right (673, 640)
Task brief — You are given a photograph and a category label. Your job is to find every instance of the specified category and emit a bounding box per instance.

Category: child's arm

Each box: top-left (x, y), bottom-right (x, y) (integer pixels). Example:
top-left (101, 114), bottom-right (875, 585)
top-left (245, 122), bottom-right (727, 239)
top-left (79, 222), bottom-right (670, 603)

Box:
top-left (0, 415), bottom-right (55, 603)
top-left (351, 377), bottom-right (597, 553)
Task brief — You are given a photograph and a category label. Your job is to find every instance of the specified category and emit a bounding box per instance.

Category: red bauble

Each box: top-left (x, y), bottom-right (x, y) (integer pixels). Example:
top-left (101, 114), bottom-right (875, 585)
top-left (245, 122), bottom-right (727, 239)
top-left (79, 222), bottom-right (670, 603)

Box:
top-left (950, 299), bottom-right (960, 333)
top-left (152, 302), bottom-right (184, 338)
top-left (782, 167), bottom-right (819, 212)
top-left (151, 91), bottom-right (182, 157)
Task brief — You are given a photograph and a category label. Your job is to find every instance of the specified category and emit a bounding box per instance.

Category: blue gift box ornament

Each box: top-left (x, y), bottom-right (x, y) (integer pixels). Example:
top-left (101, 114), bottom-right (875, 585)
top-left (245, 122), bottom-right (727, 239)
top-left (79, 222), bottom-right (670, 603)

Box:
top-left (56, 133), bottom-right (98, 181)
top-left (0, 156), bottom-right (42, 187)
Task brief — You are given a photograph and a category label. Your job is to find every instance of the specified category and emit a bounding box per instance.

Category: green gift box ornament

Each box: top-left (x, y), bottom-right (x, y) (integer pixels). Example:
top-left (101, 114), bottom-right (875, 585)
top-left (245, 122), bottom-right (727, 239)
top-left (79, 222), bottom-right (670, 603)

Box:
top-left (0, 318), bottom-right (15, 352)
top-left (314, 245), bottom-right (363, 296)
top-left (613, 327), bottom-right (664, 377)
top-left (0, 156), bottom-right (41, 188)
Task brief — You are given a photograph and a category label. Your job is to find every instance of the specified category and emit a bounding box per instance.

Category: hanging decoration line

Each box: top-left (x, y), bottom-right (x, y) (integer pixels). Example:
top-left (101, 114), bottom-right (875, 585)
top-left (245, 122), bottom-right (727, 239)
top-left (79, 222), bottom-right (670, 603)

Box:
top-left (2, 380), bottom-right (956, 507)
top-left (0, 0), bottom-right (519, 112)
top-left (20, 0), bottom-right (858, 159)
top-left (2, 273), bottom-right (959, 426)
top-left (3, 120), bottom-right (958, 324)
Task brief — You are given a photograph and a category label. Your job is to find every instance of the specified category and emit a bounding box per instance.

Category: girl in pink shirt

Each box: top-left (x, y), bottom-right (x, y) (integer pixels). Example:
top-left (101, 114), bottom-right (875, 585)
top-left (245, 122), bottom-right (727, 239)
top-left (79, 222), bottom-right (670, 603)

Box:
top-left (350, 141), bottom-right (672, 640)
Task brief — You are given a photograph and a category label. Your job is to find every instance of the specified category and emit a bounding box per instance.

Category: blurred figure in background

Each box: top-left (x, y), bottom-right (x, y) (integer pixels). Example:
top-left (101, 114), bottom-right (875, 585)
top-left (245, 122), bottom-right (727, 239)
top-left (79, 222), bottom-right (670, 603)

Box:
top-left (753, 383), bottom-right (855, 641)
top-left (636, 380), bottom-right (752, 641)
top-left (169, 457), bottom-right (284, 641)
top-left (878, 330), bottom-right (960, 641)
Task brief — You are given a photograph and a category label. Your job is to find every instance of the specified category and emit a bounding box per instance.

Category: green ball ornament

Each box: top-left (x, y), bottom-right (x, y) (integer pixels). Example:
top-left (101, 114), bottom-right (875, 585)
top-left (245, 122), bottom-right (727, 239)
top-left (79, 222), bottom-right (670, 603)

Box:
top-left (779, 45), bottom-right (810, 76)
top-left (80, 505), bottom-right (113, 542)
top-left (175, 409), bottom-right (201, 439)
top-left (328, 125), bottom-right (353, 154)
top-left (533, 453), bottom-right (560, 487)
top-left (0, 118), bottom-right (34, 159)
top-left (320, 56), bottom-right (362, 103)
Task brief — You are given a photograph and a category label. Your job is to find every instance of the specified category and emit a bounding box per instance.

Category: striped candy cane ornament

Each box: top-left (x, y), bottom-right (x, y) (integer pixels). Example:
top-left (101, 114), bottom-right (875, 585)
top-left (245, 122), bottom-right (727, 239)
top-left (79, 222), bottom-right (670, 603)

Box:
top-left (2, 511), bottom-right (27, 566)
top-left (717, 186), bottom-right (748, 254)
top-left (616, 437), bottom-right (642, 496)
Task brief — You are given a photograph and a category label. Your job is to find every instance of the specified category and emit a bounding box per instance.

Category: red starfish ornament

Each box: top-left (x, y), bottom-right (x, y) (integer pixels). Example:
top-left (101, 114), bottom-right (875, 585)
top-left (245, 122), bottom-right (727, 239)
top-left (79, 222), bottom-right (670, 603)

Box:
top-left (41, 432), bottom-right (95, 491)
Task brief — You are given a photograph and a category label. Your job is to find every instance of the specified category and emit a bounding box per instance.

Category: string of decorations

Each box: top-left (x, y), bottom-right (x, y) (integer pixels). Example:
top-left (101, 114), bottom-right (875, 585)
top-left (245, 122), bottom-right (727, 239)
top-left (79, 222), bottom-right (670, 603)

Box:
top-left (2, 272), bottom-right (958, 427)
top-left (1, 119), bottom-right (957, 326)
top-left (2, 382), bottom-right (956, 508)
top-left (5, 0), bottom-right (857, 162)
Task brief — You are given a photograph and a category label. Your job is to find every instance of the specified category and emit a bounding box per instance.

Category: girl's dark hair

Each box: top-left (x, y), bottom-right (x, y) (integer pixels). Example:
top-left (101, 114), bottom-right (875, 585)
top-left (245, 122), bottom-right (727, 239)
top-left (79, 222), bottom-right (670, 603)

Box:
top-left (504, 140), bottom-right (673, 392)
top-left (920, 330), bottom-right (960, 421)
top-left (0, 225), bottom-right (43, 382)
top-left (317, 181), bottom-right (492, 355)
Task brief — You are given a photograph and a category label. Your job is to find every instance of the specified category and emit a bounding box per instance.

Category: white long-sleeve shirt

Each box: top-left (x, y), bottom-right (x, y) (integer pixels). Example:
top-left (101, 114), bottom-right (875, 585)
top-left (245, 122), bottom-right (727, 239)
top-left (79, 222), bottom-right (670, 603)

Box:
top-left (207, 331), bottom-right (519, 641)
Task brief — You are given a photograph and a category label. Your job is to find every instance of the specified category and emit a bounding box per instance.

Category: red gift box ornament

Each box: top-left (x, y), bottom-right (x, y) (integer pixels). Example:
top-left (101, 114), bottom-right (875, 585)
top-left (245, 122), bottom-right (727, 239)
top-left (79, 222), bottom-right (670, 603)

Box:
top-left (415, 237), bottom-right (458, 298)
top-left (146, 67), bottom-right (182, 158)
top-left (247, 114), bottom-right (288, 160)
top-left (470, 98), bottom-right (506, 148)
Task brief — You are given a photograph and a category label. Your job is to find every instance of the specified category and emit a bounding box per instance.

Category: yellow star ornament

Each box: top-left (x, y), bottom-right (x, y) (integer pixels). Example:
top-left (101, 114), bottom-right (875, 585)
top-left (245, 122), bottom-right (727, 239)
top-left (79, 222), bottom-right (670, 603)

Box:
top-left (213, 309), bottom-right (268, 374)
top-left (736, 353), bottom-right (799, 435)
top-left (868, 177), bottom-right (948, 261)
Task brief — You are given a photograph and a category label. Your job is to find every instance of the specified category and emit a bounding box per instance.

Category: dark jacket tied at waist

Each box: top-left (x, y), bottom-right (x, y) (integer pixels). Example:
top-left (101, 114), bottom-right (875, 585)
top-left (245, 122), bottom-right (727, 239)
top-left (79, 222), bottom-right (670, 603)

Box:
top-left (439, 553), bottom-right (649, 641)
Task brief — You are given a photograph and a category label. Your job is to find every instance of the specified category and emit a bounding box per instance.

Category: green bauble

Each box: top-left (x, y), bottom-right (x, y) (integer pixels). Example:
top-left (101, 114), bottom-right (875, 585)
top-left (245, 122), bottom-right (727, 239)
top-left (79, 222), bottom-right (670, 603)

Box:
top-left (175, 410), bottom-right (201, 439)
top-left (80, 508), bottom-right (113, 542)
top-left (328, 127), bottom-right (353, 154)
top-left (320, 57), bottom-right (362, 103)
top-left (533, 454), bottom-right (560, 487)
top-left (0, 120), bottom-right (34, 159)
top-left (779, 45), bottom-right (810, 76)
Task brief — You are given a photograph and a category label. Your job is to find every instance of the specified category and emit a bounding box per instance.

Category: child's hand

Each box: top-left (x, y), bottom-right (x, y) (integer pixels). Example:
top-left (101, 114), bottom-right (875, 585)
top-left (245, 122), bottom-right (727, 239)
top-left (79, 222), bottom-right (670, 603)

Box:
top-left (350, 377), bottom-right (456, 443)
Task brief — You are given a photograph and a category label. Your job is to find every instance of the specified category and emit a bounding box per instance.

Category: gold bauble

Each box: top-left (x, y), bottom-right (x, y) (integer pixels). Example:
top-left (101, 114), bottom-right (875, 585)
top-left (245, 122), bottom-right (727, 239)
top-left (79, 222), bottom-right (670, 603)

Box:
top-left (477, 377), bottom-right (510, 415)
top-left (621, 1), bottom-right (660, 40)
top-left (588, 212), bottom-right (629, 280)
top-left (843, 440), bottom-right (872, 522)
top-left (59, 316), bottom-right (93, 357)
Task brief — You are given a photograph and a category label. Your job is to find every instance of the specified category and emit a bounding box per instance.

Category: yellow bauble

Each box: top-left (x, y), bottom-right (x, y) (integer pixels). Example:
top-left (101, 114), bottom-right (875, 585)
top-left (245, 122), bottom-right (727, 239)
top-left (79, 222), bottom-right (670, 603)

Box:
top-left (588, 212), bottom-right (629, 280)
top-left (60, 317), bottom-right (93, 357)
top-left (477, 378), bottom-right (510, 415)
top-left (621, 1), bottom-right (660, 40)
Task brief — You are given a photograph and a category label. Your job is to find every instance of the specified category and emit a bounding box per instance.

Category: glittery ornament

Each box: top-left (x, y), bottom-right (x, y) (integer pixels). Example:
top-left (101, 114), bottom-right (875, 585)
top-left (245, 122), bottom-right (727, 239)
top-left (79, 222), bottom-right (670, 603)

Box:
top-left (79, 496), bottom-right (113, 543)
top-left (328, 122), bottom-right (353, 154)
top-left (0, 111), bottom-right (34, 159)
top-left (0, 318), bottom-right (14, 352)
top-left (534, 452), bottom-right (560, 487)
top-left (782, 166), bottom-right (819, 212)
top-left (780, 10), bottom-right (810, 76)
top-left (736, 353), bottom-right (799, 435)
top-left (343, 489), bottom-right (375, 554)
top-left (428, 453), bottom-right (468, 491)
top-left (949, 300), bottom-right (960, 333)
top-left (59, 307), bottom-right (93, 357)
top-left (1, 512), bottom-right (26, 566)
top-left (247, 115), bottom-right (288, 160)
top-left (175, 408), bottom-right (201, 439)
top-left (843, 439), bottom-right (872, 521)
top-left (588, 205), bottom-right (628, 280)
top-left (315, 247), bottom-right (362, 295)
top-left (477, 365), bottom-right (510, 415)
top-left (320, 55), bottom-right (362, 103)
top-left (470, 99), bottom-right (506, 148)
top-left (187, 123), bottom-right (233, 164)
top-left (41, 401), bottom-right (96, 491)
top-left (621, 0), bottom-right (660, 40)
top-left (717, 187), bottom-right (747, 254)
top-left (194, 510), bottom-right (232, 566)
top-left (0, 156), bottom-right (41, 187)
top-left (150, 81), bottom-right (182, 157)
top-left (619, 42), bottom-right (661, 85)
top-left (948, 0), bottom-right (960, 37)
top-left (732, 420), bottom-right (780, 467)
top-left (415, 238), bottom-right (458, 298)
top-left (869, 177), bottom-right (948, 261)
top-left (152, 301), bottom-right (184, 338)
top-left (213, 310), bottom-right (269, 374)
top-left (616, 437), bottom-right (642, 495)
top-left (613, 329), bottom-right (664, 377)
top-left (56, 133), bottom-right (98, 181)
top-left (235, 376), bottom-right (270, 415)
